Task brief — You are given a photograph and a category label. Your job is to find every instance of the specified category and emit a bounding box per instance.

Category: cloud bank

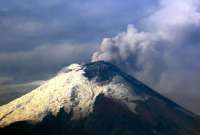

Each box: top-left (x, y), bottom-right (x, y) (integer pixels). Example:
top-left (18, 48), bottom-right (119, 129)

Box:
top-left (92, 0), bottom-right (200, 113)
top-left (0, 42), bottom-right (95, 83)
top-left (0, 0), bottom-right (155, 83)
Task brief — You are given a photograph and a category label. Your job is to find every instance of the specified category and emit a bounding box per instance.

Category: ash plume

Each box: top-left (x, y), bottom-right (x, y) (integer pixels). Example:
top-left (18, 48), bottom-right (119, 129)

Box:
top-left (92, 0), bottom-right (200, 113)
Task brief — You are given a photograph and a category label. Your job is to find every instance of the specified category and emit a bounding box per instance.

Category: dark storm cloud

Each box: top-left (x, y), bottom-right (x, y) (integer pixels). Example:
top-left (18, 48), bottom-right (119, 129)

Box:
top-left (0, 42), bottom-right (96, 83)
top-left (0, 0), bottom-right (157, 83)
top-left (0, 0), bottom-right (156, 52)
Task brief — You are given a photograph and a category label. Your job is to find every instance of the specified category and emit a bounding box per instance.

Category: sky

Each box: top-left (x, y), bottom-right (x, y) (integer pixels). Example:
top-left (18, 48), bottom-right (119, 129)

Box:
top-left (0, 0), bottom-right (200, 114)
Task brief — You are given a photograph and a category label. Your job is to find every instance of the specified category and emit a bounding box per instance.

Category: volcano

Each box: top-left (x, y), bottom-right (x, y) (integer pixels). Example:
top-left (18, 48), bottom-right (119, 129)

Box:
top-left (0, 61), bottom-right (199, 135)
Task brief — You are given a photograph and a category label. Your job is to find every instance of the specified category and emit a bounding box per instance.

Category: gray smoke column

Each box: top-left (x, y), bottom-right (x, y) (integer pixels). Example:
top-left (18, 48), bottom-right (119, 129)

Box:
top-left (92, 24), bottom-right (166, 86)
top-left (92, 0), bottom-right (200, 113)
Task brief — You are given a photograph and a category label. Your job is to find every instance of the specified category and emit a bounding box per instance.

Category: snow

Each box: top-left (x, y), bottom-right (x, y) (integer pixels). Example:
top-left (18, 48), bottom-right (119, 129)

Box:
top-left (67, 63), bottom-right (82, 71)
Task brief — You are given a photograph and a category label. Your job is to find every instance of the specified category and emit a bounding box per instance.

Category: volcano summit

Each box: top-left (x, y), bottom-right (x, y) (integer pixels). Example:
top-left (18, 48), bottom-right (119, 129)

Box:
top-left (0, 61), bottom-right (199, 135)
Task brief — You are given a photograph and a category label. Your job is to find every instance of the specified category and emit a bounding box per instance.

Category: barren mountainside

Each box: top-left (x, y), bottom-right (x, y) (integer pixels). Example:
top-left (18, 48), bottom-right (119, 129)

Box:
top-left (0, 61), bottom-right (199, 135)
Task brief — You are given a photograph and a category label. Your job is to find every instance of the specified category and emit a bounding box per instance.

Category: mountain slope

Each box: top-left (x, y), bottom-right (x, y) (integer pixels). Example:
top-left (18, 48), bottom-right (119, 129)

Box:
top-left (0, 61), bottom-right (199, 135)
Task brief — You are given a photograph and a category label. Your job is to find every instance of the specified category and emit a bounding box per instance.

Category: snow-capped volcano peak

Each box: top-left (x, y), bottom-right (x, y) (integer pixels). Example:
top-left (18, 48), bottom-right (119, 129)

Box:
top-left (0, 61), bottom-right (145, 128)
top-left (0, 61), bottom-right (199, 135)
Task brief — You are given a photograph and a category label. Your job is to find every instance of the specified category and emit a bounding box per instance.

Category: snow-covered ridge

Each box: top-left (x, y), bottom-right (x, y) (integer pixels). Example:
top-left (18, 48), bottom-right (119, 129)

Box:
top-left (0, 62), bottom-right (146, 128)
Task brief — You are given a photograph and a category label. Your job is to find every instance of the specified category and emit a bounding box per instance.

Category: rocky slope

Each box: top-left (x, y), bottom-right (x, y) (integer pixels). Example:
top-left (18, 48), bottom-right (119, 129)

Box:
top-left (0, 61), bottom-right (199, 135)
